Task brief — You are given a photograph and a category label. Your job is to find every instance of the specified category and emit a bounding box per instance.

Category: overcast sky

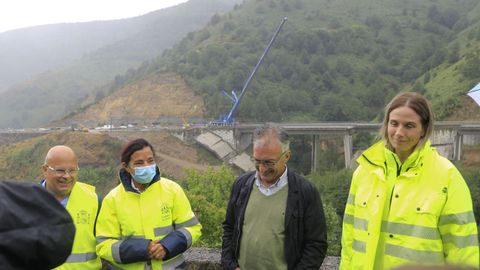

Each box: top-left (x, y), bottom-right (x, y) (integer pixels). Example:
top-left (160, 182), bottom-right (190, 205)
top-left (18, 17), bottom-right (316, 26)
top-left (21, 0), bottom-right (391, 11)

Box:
top-left (0, 0), bottom-right (189, 33)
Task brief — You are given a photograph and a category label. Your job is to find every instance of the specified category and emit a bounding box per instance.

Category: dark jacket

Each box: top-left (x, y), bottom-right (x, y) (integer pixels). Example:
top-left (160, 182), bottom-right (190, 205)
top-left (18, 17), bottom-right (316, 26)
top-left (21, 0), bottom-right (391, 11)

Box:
top-left (0, 180), bottom-right (75, 270)
top-left (221, 170), bottom-right (328, 270)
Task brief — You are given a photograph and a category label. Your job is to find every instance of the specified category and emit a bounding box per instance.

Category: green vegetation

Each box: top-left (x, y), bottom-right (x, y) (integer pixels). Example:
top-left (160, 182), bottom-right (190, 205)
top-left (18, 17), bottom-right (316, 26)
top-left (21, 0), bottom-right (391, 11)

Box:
top-left (181, 164), bottom-right (351, 254)
top-left (118, 0), bottom-right (480, 123)
top-left (4, 0), bottom-right (480, 127)
top-left (459, 165), bottom-right (480, 225)
top-left (310, 169), bottom-right (353, 255)
top-left (182, 163), bottom-right (480, 255)
top-left (183, 166), bottom-right (236, 247)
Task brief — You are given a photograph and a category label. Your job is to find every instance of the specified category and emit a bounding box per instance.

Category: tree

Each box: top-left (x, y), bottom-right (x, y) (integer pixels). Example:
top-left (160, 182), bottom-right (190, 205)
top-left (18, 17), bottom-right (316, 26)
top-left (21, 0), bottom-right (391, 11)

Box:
top-left (208, 13), bottom-right (221, 26)
top-left (412, 81), bottom-right (426, 95)
top-left (335, 59), bottom-right (353, 77)
top-left (461, 54), bottom-right (480, 79)
top-left (223, 21), bottom-right (236, 32)
top-left (427, 5), bottom-right (441, 22)
top-left (365, 16), bottom-right (383, 34)
top-left (447, 43), bottom-right (460, 63)
top-left (423, 71), bottom-right (431, 84)
top-left (95, 91), bottom-right (105, 102)
top-left (439, 8), bottom-right (460, 29)
top-left (310, 56), bottom-right (329, 74)
top-left (183, 167), bottom-right (236, 247)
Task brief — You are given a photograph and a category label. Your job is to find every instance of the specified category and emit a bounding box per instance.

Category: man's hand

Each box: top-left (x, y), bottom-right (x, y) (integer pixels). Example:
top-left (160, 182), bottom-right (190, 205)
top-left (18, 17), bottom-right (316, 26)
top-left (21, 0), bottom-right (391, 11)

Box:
top-left (235, 267), bottom-right (240, 270)
top-left (147, 240), bottom-right (166, 260)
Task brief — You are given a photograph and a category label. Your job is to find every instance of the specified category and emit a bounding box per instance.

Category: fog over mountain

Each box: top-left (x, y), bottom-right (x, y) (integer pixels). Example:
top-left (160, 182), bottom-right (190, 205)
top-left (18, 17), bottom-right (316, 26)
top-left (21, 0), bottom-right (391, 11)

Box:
top-left (0, 0), bottom-right (241, 127)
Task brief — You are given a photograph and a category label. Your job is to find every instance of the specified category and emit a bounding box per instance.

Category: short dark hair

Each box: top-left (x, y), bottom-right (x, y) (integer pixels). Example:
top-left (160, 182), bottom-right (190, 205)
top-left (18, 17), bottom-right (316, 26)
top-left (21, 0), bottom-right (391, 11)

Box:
top-left (381, 92), bottom-right (434, 149)
top-left (120, 138), bottom-right (155, 165)
top-left (253, 123), bottom-right (290, 151)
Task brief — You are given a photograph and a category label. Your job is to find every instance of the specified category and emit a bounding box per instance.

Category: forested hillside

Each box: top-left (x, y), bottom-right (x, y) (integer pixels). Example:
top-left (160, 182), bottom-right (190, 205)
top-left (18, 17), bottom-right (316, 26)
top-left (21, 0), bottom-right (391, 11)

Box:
top-left (116, 0), bottom-right (480, 123)
top-left (0, 0), bottom-right (241, 128)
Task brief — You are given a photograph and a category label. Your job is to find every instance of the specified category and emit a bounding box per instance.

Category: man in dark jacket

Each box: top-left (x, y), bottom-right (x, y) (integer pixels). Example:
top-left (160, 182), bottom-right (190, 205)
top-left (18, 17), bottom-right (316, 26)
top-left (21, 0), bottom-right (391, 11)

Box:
top-left (222, 124), bottom-right (328, 270)
top-left (0, 180), bottom-right (75, 269)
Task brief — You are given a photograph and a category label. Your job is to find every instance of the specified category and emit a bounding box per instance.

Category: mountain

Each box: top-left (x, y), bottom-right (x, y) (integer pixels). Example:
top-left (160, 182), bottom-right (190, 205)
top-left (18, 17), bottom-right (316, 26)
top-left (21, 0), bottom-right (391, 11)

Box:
top-left (0, 131), bottom-right (219, 195)
top-left (421, 2), bottom-right (480, 120)
top-left (125, 0), bottom-right (480, 123)
top-left (5, 0), bottom-right (480, 129)
top-left (0, 21), bottom-right (139, 92)
top-left (0, 0), bottom-right (242, 128)
top-left (54, 72), bottom-right (205, 127)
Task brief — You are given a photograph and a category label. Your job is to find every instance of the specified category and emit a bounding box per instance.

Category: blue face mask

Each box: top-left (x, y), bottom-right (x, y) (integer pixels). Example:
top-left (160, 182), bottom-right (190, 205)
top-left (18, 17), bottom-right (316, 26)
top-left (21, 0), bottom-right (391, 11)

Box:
top-left (132, 164), bottom-right (157, 184)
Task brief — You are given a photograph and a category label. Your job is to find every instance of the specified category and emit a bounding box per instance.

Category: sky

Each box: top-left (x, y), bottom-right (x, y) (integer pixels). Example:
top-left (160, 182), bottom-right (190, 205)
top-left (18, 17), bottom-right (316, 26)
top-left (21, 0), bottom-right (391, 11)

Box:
top-left (0, 0), bottom-right (189, 33)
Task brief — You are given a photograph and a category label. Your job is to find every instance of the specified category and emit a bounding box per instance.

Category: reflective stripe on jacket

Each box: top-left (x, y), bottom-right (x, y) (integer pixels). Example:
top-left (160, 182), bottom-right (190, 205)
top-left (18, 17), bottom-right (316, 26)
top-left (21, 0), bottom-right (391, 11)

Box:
top-left (55, 182), bottom-right (102, 270)
top-left (340, 140), bottom-right (479, 269)
top-left (96, 171), bottom-right (201, 270)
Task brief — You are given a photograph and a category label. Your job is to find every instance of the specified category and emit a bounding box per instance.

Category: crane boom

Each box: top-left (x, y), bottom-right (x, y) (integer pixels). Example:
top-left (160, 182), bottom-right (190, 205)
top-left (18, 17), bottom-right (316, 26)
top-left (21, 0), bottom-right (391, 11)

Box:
top-left (215, 17), bottom-right (287, 125)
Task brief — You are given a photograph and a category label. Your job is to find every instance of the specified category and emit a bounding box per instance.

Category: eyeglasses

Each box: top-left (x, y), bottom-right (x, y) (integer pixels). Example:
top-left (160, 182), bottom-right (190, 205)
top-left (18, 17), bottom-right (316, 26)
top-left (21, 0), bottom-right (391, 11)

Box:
top-left (46, 165), bottom-right (79, 176)
top-left (252, 151), bottom-right (287, 168)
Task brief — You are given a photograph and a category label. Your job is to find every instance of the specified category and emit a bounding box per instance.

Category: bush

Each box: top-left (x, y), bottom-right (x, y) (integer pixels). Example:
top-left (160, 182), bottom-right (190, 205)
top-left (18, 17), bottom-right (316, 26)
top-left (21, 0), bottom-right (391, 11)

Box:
top-left (183, 166), bottom-right (236, 247)
top-left (309, 169), bottom-right (353, 256)
top-left (324, 203), bottom-right (342, 255)
top-left (459, 166), bottom-right (480, 225)
top-left (181, 161), bottom-right (480, 254)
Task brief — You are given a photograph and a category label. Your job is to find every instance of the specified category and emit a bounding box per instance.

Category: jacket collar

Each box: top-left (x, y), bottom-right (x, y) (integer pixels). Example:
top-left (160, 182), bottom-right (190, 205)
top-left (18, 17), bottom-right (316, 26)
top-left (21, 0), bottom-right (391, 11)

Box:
top-left (119, 166), bottom-right (161, 193)
top-left (285, 169), bottom-right (300, 227)
top-left (358, 140), bottom-right (432, 170)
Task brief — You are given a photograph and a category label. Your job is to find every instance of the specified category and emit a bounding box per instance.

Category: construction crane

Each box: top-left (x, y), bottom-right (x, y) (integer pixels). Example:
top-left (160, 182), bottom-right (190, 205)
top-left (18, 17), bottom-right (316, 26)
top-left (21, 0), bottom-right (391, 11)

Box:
top-left (210, 17), bottom-right (288, 126)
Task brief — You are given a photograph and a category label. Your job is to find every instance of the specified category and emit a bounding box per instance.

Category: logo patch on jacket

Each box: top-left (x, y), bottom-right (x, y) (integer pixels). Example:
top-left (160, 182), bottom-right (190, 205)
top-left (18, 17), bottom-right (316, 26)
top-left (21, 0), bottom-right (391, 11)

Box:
top-left (160, 204), bottom-right (171, 221)
top-left (77, 210), bottom-right (90, 224)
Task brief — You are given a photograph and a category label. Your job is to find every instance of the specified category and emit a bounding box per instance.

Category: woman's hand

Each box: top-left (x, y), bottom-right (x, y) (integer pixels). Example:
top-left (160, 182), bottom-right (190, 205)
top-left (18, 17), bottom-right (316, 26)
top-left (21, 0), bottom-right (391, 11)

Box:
top-left (148, 240), bottom-right (166, 260)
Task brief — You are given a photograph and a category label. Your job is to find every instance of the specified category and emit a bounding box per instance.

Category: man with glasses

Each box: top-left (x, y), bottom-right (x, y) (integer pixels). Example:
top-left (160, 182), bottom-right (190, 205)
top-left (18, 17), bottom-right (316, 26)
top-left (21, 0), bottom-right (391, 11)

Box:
top-left (41, 145), bottom-right (101, 269)
top-left (221, 124), bottom-right (328, 270)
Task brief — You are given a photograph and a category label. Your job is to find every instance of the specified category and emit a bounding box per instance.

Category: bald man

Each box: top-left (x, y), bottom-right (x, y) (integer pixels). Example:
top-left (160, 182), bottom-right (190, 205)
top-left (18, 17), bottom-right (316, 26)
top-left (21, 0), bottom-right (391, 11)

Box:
top-left (41, 145), bottom-right (102, 269)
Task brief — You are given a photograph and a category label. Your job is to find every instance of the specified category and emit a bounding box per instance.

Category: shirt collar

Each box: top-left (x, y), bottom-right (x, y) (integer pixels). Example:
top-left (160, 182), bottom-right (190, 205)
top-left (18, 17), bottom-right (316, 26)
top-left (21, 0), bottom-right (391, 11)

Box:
top-left (40, 179), bottom-right (69, 207)
top-left (130, 179), bottom-right (143, 193)
top-left (254, 166), bottom-right (288, 196)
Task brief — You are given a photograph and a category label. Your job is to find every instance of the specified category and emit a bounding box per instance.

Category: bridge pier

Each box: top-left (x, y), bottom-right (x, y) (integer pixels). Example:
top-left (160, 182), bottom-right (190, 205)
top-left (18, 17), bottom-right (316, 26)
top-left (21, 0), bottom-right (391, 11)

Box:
top-left (453, 132), bottom-right (463, 162)
top-left (343, 133), bottom-right (353, 169)
top-left (311, 135), bottom-right (319, 173)
top-left (235, 132), bottom-right (253, 153)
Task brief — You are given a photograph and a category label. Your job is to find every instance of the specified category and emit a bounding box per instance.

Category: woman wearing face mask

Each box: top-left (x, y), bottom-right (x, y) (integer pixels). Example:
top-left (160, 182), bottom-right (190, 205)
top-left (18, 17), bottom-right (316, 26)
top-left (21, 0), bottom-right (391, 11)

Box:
top-left (340, 92), bottom-right (479, 269)
top-left (96, 138), bottom-right (202, 270)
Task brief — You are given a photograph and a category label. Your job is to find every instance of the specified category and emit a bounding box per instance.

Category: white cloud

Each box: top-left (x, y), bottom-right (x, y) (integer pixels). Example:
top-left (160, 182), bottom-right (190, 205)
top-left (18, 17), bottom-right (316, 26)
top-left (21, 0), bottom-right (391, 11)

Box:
top-left (0, 0), bottom-right (188, 33)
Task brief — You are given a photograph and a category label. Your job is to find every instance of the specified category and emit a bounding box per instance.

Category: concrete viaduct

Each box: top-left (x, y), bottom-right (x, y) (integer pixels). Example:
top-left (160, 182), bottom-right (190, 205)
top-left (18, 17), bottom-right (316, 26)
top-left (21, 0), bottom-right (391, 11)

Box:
top-left (232, 122), bottom-right (480, 172)
top-left (1, 121), bottom-right (479, 173)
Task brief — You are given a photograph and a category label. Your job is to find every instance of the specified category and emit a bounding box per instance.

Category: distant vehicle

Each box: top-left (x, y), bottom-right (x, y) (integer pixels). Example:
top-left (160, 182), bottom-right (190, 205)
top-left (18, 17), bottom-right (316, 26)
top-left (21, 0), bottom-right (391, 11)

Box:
top-left (95, 124), bottom-right (114, 130)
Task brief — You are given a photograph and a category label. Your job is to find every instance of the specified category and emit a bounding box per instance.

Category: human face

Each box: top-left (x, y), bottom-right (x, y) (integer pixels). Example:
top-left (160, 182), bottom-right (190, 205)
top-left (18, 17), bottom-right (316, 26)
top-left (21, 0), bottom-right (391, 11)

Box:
top-left (42, 149), bottom-right (78, 200)
top-left (124, 146), bottom-right (156, 176)
top-left (387, 106), bottom-right (425, 161)
top-left (253, 139), bottom-right (290, 185)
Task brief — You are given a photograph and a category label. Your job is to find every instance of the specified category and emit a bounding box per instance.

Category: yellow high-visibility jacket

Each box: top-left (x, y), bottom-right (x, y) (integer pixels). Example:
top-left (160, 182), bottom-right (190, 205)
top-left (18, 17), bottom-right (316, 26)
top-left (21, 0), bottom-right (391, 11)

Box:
top-left (340, 140), bottom-right (479, 270)
top-left (96, 169), bottom-right (201, 270)
top-left (56, 182), bottom-right (102, 270)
